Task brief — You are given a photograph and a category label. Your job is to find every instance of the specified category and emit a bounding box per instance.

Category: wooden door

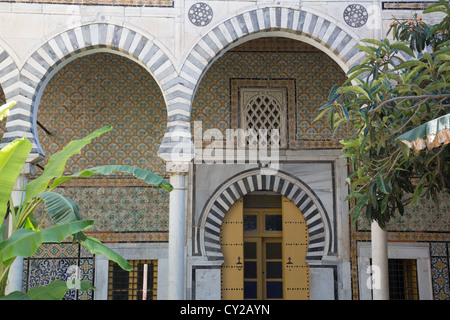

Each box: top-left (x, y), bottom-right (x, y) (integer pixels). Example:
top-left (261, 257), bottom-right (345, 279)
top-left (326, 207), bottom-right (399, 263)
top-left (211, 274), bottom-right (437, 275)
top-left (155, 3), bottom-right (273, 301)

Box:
top-left (282, 196), bottom-right (310, 299)
top-left (220, 198), bottom-right (244, 299)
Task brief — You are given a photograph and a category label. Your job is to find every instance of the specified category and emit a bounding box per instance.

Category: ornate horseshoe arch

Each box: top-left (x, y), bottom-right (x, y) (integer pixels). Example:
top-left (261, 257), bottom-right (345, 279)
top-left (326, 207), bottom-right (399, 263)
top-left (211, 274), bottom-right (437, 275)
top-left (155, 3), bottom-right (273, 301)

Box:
top-left (197, 168), bottom-right (332, 262)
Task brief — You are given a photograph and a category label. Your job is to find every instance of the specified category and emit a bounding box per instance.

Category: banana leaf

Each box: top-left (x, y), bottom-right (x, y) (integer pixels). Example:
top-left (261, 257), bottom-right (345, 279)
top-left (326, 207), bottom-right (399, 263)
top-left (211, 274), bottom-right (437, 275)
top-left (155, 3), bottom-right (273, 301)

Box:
top-left (0, 101), bottom-right (16, 122)
top-left (50, 165), bottom-right (173, 192)
top-left (24, 125), bottom-right (113, 204)
top-left (0, 291), bottom-right (31, 300)
top-left (0, 279), bottom-right (94, 300)
top-left (26, 280), bottom-right (75, 300)
top-left (81, 236), bottom-right (133, 271)
top-left (0, 137), bottom-right (32, 226)
top-left (0, 220), bottom-right (93, 264)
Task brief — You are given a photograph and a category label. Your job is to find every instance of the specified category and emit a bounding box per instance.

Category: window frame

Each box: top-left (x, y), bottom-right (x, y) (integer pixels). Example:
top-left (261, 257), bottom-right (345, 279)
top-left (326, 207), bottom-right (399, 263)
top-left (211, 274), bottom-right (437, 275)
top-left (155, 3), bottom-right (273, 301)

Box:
top-left (357, 242), bottom-right (433, 300)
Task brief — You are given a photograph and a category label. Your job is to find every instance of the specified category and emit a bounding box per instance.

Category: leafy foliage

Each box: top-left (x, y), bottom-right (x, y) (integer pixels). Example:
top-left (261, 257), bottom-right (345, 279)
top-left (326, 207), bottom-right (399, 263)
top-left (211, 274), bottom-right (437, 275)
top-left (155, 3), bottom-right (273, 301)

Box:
top-left (316, 1), bottom-right (450, 228)
top-left (0, 120), bottom-right (172, 299)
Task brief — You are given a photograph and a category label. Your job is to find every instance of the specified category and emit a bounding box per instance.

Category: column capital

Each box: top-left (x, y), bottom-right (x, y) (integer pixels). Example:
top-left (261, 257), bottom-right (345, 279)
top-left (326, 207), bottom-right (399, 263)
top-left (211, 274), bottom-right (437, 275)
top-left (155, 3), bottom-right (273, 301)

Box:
top-left (166, 161), bottom-right (190, 174)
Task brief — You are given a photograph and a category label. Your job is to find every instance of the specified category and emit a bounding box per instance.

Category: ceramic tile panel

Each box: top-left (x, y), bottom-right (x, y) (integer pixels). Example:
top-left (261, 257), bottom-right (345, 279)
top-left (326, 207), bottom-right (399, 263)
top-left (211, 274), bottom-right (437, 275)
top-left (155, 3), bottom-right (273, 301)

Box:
top-left (430, 242), bottom-right (449, 300)
top-left (191, 37), bottom-right (350, 149)
top-left (22, 243), bottom-right (95, 300)
top-left (34, 184), bottom-right (170, 232)
top-left (36, 52), bottom-right (167, 178)
top-left (356, 192), bottom-right (449, 233)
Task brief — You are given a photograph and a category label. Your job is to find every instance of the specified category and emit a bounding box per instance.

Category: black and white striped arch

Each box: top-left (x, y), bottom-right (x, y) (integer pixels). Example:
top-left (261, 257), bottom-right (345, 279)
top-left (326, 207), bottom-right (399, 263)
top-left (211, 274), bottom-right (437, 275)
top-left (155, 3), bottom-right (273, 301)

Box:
top-left (198, 168), bottom-right (332, 262)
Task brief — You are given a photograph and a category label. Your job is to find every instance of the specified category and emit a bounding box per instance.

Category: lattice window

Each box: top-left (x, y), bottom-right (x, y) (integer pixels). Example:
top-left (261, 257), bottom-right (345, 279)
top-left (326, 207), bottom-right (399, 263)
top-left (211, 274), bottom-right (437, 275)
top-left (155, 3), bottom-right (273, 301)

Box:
top-left (240, 88), bottom-right (287, 148)
top-left (388, 259), bottom-right (419, 300)
top-left (108, 260), bottom-right (158, 300)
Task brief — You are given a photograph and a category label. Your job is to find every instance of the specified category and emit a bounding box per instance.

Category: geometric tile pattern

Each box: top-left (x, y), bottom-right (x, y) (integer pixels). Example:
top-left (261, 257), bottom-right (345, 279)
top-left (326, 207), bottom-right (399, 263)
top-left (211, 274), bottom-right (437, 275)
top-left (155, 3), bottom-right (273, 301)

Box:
top-left (430, 242), bottom-right (450, 300)
top-left (36, 52), bottom-right (167, 177)
top-left (174, 6), bottom-right (364, 160)
top-left (350, 192), bottom-right (450, 300)
top-left (192, 38), bottom-right (350, 149)
top-left (22, 243), bottom-right (94, 300)
top-left (3, 22), bottom-right (178, 164)
top-left (34, 184), bottom-right (170, 232)
top-left (356, 192), bottom-right (450, 232)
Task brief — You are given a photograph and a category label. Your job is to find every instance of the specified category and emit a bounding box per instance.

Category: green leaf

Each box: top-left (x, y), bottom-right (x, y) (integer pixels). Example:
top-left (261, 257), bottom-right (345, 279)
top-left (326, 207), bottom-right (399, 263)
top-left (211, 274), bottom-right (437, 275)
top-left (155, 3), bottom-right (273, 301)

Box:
top-left (390, 41), bottom-right (416, 58)
top-left (337, 85), bottom-right (371, 100)
top-left (355, 45), bottom-right (377, 58)
top-left (81, 236), bottom-right (132, 271)
top-left (0, 101), bottom-right (16, 122)
top-left (376, 174), bottom-right (389, 194)
top-left (361, 39), bottom-right (383, 46)
top-left (51, 165), bottom-right (173, 192)
top-left (396, 60), bottom-right (427, 70)
top-left (37, 191), bottom-right (82, 224)
top-left (25, 125), bottom-right (113, 204)
top-left (0, 220), bottom-right (93, 264)
top-left (0, 137), bottom-right (32, 227)
top-left (66, 278), bottom-right (96, 292)
top-left (26, 280), bottom-right (69, 300)
top-left (0, 291), bottom-right (31, 300)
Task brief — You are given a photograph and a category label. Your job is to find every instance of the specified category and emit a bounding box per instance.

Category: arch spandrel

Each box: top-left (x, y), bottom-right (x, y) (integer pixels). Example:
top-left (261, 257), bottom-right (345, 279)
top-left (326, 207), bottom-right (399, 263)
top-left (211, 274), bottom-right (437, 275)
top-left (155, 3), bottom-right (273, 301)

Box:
top-left (12, 23), bottom-right (177, 161)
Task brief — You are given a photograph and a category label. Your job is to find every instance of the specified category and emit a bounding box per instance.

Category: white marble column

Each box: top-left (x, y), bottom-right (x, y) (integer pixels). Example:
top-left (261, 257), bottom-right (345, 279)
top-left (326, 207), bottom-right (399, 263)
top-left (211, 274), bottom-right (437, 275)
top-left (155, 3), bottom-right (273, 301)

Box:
top-left (371, 221), bottom-right (389, 300)
top-left (167, 162), bottom-right (188, 300)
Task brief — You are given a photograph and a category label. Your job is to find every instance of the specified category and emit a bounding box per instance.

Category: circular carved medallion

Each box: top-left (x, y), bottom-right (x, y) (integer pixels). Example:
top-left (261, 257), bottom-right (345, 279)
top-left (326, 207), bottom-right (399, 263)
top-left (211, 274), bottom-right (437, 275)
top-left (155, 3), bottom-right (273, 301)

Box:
top-left (343, 4), bottom-right (368, 28)
top-left (188, 2), bottom-right (213, 27)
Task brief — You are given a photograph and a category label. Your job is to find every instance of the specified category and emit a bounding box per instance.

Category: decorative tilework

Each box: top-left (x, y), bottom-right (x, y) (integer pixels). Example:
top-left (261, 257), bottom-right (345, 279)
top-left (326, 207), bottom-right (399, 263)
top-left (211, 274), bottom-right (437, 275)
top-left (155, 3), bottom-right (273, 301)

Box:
top-left (22, 243), bottom-right (94, 300)
top-left (430, 242), bottom-right (449, 300)
top-left (31, 52), bottom-right (171, 242)
top-left (34, 185), bottom-right (169, 232)
top-left (191, 38), bottom-right (350, 150)
top-left (356, 193), bottom-right (450, 232)
top-left (350, 193), bottom-right (450, 300)
top-left (382, 1), bottom-right (439, 10)
top-left (0, 0), bottom-right (174, 7)
top-left (36, 52), bottom-right (167, 177)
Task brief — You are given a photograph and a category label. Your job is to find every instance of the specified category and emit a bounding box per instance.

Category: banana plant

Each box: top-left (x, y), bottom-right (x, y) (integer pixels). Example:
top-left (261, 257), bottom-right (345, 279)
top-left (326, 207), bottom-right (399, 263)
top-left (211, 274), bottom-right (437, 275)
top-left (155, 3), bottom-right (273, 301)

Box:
top-left (0, 110), bottom-right (172, 299)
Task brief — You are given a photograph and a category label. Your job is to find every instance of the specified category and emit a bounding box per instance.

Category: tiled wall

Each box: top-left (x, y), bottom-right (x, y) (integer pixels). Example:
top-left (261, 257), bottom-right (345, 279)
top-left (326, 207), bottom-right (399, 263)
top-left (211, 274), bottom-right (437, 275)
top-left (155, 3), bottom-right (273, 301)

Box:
top-left (430, 242), bottom-right (450, 300)
top-left (191, 37), bottom-right (350, 149)
top-left (36, 52), bottom-right (167, 177)
top-left (351, 193), bottom-right (449, 299)
top-left (33, 52), bottom-right (170, 240)
top-left (22, 243), bottom-right (95, 300)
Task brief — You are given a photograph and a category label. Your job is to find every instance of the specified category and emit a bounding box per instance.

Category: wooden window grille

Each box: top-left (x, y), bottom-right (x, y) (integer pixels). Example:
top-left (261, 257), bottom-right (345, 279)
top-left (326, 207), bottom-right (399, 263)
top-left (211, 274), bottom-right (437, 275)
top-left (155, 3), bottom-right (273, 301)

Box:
top-left (108, 260), bottom-right (158, 300)
top-left (388, 259), bottom-right (419, 300)
top-left (240, 88), bottom-right (287, 148)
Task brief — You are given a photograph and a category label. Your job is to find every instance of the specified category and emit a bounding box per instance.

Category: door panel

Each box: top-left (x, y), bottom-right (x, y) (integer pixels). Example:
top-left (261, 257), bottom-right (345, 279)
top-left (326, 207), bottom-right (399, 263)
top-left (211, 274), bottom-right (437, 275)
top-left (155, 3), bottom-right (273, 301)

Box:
top-left (221, 195), bottom-right (310, 300)
top-left (243, 238), bottom-right (261, 299)
top-left (263, 238), bottom-right (283, 299)
top-left (282, 196), bottom-right (310, 300)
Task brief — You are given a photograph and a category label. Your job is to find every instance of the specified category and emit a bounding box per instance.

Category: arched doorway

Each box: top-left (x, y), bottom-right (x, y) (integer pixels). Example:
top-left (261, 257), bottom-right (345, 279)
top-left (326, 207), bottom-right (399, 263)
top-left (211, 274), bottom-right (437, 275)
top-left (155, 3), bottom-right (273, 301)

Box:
top-left (220, 192), bottom-right (309, 300)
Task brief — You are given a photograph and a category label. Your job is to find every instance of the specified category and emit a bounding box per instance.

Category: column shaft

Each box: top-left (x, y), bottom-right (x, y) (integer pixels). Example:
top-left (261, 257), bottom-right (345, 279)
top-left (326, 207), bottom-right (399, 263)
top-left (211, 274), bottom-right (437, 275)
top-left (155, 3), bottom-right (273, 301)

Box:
top-left (168, 173), bottom-right (187, 300)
